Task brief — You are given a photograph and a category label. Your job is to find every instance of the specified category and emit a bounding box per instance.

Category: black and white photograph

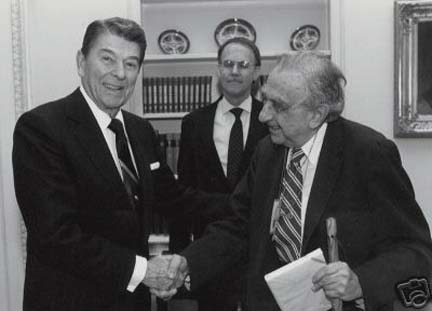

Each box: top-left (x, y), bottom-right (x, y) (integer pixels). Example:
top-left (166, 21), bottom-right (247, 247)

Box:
top-left (1, 1), bottom-right (432, 311)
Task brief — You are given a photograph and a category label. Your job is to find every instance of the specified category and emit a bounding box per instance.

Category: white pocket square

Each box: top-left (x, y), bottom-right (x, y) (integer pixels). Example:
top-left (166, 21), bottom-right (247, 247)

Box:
top-left (150, 162), bottom-right (160, 170)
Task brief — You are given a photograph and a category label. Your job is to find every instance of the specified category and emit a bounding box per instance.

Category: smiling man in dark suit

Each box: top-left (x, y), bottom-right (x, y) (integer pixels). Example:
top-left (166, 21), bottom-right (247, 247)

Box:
top-left (166, 52), bottom-right (432, 311)
top-left (12, 17), bottom-right (209, 311)
top-left (169, 37), bottom-right (268, 311)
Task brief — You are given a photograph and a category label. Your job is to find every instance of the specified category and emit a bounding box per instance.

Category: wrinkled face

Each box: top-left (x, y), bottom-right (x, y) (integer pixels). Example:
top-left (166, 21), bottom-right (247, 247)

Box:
top-left (259, 72), bottom-right (318, 147)
top-left (77, 32), bottom-right (141, 117)
top-left (218, 43), bottom-right (259, 101)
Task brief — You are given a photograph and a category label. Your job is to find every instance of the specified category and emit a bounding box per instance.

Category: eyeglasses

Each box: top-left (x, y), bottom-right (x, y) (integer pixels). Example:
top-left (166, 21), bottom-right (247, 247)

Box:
top-left (221, 60), bottom-right (253, 70)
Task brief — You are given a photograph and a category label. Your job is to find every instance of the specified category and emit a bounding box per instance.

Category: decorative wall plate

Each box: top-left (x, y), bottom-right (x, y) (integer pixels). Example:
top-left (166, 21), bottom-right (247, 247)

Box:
top-left (158, 29), bottom-right (190, 54)
top-left (214, 18), bottom-right (256, 46)
top-left (290, 25), bottom-right (321, 51)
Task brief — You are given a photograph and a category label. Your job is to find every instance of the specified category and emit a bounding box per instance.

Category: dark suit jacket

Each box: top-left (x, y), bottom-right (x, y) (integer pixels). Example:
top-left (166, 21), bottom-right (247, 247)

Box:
top-left (12, 88), bottom-right (208, 311)
top-left (170, 97), bottom-right (268, 252)
top-left (182, 117), bottom-right (432, 311)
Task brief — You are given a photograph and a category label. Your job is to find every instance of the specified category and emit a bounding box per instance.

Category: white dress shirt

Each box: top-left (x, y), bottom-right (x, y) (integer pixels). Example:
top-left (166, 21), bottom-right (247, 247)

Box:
top-left (213, 96), bottom-right (252, 176)
top-left (80, 86), bottom-right (147, 292)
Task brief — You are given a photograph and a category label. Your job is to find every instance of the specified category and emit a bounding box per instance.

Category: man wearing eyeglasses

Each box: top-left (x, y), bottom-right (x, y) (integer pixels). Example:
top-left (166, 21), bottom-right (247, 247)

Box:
top-left (169, 37), bottom-right (268, 311)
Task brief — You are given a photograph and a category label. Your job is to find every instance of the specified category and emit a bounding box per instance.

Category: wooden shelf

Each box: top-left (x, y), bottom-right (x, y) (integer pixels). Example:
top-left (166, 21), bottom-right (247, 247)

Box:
top-left (144, 50), bottom-right (331, 63)
top-left (144, 53), bottom-right (216, 63)
top-left (142, 0), bottom-right (326, 6)
top-left (143, 112), bottom-right (188, 119)
top-left (149, 234), bottom-right (169, 244)
top-left (149, 234), bottom-right (169, 256)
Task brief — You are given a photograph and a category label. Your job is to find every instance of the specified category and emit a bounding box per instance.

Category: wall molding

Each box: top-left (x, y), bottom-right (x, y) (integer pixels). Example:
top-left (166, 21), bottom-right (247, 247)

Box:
top-left (330, 0), bottom-right (345, 71)
top-left (11, 0), bottom-right (30, 119)
top-left (11, 0), bottom-right (29, 267)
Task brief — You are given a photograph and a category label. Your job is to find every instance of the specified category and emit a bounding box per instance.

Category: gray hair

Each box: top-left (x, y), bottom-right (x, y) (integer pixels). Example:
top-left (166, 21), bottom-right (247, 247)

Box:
top-left (271, 52), bottom-right (346, 122)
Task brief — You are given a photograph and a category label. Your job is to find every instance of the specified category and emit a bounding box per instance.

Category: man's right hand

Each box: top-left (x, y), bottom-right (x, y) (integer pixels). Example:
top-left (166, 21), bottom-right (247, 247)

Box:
top-left (143, 255), bottom-right (189, 300)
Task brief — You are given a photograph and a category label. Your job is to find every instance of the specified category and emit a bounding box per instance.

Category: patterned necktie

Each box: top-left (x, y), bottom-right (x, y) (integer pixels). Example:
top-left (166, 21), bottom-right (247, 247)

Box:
top-left (227, 107), bottom-right (244, 188)
top-left (274, 147), bottom-right (305, 263)
top-left (108, 119), bottom-right (139, 205)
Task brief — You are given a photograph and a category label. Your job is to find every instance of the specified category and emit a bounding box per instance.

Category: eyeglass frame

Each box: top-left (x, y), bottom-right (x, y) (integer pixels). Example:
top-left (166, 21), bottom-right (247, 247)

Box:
top-left (261, 95), bottom-right (310, 115)
top-left (219, 59), bottom-right (257, 71)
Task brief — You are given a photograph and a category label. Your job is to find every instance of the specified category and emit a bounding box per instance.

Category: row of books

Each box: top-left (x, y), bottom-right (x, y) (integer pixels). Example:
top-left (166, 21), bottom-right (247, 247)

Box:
top-left (143, 76), bottom-right (213, 114)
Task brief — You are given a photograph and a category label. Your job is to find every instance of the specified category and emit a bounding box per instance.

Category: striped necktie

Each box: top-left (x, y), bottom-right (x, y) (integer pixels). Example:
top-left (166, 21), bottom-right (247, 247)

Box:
top-left (273, 147), bottom-right (305, 263)
top-left (108, 119), bottom-right (139, 205)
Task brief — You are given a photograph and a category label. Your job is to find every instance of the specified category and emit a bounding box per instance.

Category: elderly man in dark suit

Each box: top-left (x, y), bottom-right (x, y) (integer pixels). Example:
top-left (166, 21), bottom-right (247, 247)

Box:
top-left (12, 17), bottom-right (215, 311)
top-left (169, 37), bottom-right (268, 311)
top-left (166, 52), bottom-right (432, 311)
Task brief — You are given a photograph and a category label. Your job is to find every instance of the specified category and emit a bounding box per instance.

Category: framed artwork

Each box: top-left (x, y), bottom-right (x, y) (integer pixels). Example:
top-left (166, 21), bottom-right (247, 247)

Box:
top-left (395, 0), bottom-right (432, 137)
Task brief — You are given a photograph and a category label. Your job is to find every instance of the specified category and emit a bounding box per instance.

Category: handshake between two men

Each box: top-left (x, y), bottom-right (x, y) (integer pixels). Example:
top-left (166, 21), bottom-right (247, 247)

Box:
top-left (142, 254), bottom-right (189, 300)
top-left (141, 254), bottom-right (365, 303)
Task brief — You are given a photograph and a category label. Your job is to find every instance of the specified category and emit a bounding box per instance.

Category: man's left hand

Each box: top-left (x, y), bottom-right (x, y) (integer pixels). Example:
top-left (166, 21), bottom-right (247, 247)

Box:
top-left (311, 261), bottom-right (363, 301)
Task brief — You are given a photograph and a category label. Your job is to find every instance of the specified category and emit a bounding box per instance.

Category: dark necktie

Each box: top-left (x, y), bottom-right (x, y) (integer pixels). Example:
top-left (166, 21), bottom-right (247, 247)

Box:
top-left (273, 148), bottom-right (305, 263)
top-left (108, 119), bottom-right (139, 205)
top-left (227, 107), bottom-right (244, 188)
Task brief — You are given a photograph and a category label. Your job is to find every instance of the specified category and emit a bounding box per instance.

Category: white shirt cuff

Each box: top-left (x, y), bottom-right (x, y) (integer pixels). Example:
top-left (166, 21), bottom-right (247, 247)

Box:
top-left (127, 255), bottom-right (147, 292)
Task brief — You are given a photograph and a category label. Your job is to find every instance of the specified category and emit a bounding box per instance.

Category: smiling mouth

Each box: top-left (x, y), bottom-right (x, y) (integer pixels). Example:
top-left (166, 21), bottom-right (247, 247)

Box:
top-left (104, 83), bottom-right (124, 91)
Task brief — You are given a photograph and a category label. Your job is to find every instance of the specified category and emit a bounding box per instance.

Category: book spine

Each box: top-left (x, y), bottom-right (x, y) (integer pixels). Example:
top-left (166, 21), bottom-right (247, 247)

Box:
top-left (142, 78), bottom-right (148, 113)
top-left (206, 76), bottom-right (212, 106)
top-left (150, 77), bottom-right (156, 113)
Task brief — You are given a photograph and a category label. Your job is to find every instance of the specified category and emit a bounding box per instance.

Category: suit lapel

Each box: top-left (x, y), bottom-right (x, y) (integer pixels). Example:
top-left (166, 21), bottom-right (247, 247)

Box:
top-left (255, 143), bottom-right (286, 266)
top-left (243, 98), bottom-right (262, 153)
top-left (66, 89), bottom-right (122, 189)
top-left (122, 112), bottom-right (152, 199)
top-left (241, 98), bottom-right (265, 171)
top-left (302, 120), bottom-right (344, 253)
top-left (261, 144), bottom-right (286, 228)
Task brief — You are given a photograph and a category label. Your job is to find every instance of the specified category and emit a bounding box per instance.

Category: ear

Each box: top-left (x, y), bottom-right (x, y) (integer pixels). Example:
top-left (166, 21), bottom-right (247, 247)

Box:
top-left (309, 104), bottom-right (329, 129)
top-left (76, 50), bottom-right (86, 78)
top-left (252, 66), bottom-right (261, 81)
top-left (216, 64), bottom-right (222, 79)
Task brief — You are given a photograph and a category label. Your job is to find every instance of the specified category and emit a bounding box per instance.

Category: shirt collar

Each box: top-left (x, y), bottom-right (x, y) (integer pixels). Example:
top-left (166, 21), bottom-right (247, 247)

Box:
top-left (80, 86), bottom-right (125, 130)
top-left (219, 96), bottom-right (252, 115)
top-left (299, 122), bottom-right (328, 166)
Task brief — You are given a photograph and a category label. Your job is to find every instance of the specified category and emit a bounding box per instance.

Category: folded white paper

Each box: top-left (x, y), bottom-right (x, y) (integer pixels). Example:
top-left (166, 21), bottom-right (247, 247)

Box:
top-left (264, 248), bottom-right (332, 311)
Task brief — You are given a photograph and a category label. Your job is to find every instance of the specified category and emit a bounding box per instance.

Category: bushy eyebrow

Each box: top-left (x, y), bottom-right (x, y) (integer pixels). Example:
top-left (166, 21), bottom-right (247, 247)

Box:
top-left (261, 88), bottom-right (287, 107)
top-left (98, 48), bottom-right (140, 63)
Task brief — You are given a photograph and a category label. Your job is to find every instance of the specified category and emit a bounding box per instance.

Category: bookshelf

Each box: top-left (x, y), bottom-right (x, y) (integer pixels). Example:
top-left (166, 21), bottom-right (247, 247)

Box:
top-left (140, 0), bottom-right (332, 122)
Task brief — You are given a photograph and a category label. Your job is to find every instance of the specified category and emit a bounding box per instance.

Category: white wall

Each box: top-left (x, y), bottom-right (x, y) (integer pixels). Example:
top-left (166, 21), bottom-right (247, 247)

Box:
top-left (341, 0), bottom-right (432, 223)
top-left (1, 1), bottom-right (25, 310)
top-left (27, 0), bottom-right (132, 107)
